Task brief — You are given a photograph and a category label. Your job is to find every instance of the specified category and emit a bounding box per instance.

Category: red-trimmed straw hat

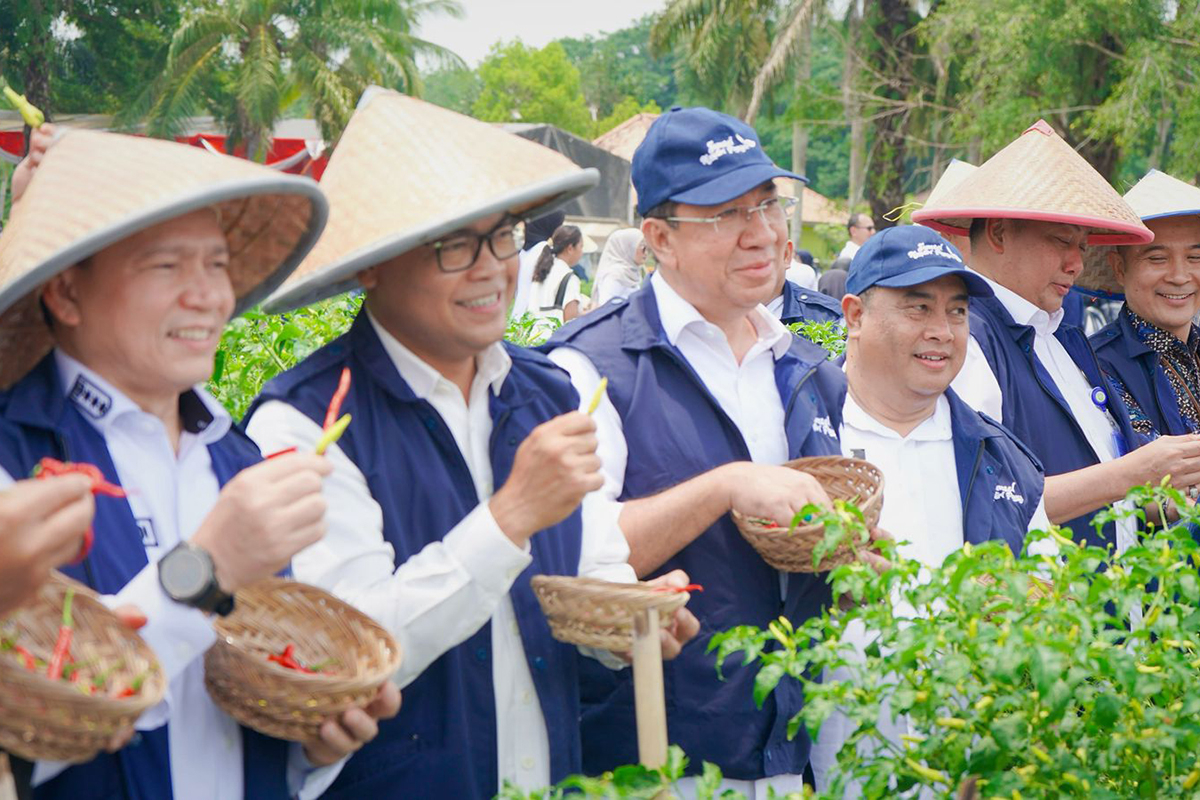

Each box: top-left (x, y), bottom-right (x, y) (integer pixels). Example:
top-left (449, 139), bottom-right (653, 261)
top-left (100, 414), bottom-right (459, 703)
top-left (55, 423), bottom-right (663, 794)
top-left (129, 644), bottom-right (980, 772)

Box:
top-left (0, 129), bottom-right (328, 389)
top-left (263, 86), bottom-right (600, 313)
top-left (912, 120), bottom-right (1152, 246)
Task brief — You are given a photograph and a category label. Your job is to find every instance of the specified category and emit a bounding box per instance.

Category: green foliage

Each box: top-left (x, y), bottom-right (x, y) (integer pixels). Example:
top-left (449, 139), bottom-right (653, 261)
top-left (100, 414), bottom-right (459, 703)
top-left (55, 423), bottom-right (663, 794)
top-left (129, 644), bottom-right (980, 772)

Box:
top-left (592, 96), bottom-right (661, 138)
top-left (788, 319), bottom-right (846, 360)
top-left (710, 481), bottom-right (1200, 797)
top-left (126, 0), bottom-right (464, 157)
top-left (207, 294), bottom-right (364, 420)
top-left (472, 41), bottom-right (594, 137)
top-left (558, 14), bottom-right (679, 118)
top-left (504, 313), bottom-right (561, 349)
top-left (423, 65), bottom-right (482, 115)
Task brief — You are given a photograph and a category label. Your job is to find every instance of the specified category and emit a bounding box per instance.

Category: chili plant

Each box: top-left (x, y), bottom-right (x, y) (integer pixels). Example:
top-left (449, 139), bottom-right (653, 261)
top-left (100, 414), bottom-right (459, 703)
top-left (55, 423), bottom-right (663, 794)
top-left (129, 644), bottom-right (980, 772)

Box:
top-left (788, 320), bottom-right (846, 360)
top-left (710, 481), bottom-right (1200, 798)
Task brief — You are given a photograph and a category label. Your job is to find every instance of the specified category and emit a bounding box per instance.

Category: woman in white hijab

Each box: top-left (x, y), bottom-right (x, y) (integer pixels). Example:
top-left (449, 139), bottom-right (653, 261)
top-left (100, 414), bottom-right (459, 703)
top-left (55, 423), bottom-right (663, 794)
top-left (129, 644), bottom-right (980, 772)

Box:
top-left (591, 228), bottom-right (647, 306)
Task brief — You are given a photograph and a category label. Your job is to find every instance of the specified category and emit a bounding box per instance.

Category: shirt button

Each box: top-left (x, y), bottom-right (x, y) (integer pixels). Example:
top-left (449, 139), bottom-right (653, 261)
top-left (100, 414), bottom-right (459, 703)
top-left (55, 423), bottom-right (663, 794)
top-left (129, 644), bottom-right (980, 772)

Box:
top-left (521, 757), bottom-right (535, 770)
top-left (511, 621), bottom-right (520, 635)
top-left (521, 690), bottom-right (533, 705)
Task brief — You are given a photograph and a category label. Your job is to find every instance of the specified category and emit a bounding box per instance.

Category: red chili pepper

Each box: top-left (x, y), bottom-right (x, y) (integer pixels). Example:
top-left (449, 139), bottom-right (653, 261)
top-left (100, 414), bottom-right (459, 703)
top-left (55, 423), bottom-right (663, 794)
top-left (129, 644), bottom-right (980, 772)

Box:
top-left (267, 643), bottom-right (317, 673)
top-left (652, 583), bottom-right (704, 594)
top-left (47, 589), bottom-right (75, 681)
top-left (323, 368), bottom-right (352, 431)
top-left (115, 687), bottom-right (136, 698)
top-left (12, 644), bottom-right (37, 671)
top-left (33, 458), bottom-right (126, 562)
top-left (114, 672), bottom-right (147, 698)
top-left (265, 446), bottom-right (297, 460)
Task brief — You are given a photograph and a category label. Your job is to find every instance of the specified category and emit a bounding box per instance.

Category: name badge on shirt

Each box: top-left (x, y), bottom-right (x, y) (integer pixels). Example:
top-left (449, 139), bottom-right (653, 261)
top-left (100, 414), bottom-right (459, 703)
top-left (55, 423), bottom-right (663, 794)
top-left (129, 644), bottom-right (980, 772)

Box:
top-left (136, 518), bottom-right (159, 548)
top-left (68, 375), bottom-right (112, 419)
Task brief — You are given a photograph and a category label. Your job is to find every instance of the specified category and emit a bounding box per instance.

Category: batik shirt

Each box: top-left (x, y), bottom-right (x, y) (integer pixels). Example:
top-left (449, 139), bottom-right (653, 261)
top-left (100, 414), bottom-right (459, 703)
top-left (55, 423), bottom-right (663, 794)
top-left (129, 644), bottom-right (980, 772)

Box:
top-left (1111, 306), bottom-right (1200, 437)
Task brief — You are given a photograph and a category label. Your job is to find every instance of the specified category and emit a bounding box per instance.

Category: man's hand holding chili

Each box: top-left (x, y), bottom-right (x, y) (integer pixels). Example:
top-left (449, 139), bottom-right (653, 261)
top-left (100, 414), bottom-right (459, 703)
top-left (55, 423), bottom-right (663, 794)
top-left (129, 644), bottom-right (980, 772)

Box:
top-left (11, 122), bottom-right (55, 205)
top-left (0, 475), bottom-right (95, 614)
top-left (190, 452), bottom-right (333, 593)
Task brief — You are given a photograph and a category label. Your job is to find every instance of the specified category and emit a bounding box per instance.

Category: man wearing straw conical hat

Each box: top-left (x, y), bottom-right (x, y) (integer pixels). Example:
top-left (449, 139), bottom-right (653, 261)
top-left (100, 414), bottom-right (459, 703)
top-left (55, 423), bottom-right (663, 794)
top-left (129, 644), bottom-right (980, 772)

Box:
top-left (1088, 170), bottom-right (1200, 444)
top-left (243, 87), bottom-right (699, 799)
top-left (0, 126), bottom-right (399, 800)
top-left (809, 224), bottom-right (1055, 790)
top-left (545, 106), bottom-right (857, 795)
top-left (913, 119), bottom-right (1200, 553)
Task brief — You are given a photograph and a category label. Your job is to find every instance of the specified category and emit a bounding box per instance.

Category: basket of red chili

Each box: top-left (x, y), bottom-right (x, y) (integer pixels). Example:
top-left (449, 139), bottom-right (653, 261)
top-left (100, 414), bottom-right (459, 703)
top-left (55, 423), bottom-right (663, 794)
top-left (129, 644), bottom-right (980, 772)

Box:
top-left (731, 455), bottom-right (885, 573)
top-left (530, 576), bottom-right (695, 651)
top-left (203, 577), bottom-right (401, 743)
top-left (0, 572), bottom-right (165, 763)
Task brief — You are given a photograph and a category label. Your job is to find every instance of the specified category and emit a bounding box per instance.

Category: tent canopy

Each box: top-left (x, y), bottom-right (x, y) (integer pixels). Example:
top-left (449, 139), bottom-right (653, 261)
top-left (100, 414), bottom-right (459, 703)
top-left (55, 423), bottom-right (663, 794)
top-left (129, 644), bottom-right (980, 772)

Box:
top-left (500, 123), bottom-right (631, 223)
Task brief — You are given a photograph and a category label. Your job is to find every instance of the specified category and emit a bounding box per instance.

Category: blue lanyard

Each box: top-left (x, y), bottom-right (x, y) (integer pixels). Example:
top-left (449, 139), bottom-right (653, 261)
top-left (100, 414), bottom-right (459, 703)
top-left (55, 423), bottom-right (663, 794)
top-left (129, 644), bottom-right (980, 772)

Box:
top-left (1091, 386), bottom-right (1128, 457)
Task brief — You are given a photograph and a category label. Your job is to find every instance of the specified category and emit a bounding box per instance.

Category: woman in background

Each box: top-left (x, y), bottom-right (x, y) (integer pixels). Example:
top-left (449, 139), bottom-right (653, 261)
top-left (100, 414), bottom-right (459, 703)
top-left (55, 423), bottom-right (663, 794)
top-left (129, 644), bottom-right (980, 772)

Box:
top-left (591, 228), bottom-right (646, 307)
top-left (529, 224), bottom-right (585, 323)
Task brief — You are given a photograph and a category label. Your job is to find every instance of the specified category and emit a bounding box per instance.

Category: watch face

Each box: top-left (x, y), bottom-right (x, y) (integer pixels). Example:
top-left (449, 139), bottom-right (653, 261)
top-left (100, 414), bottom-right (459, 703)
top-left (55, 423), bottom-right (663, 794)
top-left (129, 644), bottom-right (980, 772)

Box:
top-left (161, 548), bottom-right (210, 599)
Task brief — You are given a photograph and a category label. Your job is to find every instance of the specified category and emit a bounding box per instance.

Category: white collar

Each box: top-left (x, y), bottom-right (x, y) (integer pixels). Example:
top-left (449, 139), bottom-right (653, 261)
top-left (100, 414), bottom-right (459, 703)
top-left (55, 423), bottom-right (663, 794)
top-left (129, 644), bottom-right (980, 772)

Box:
top-left (54, 348), bottom-right (231, 443)
top-left (975, 270), bottom-right (1064, 337)
top-left (843, 390), bottom-right (953, 443)
top-left (366, 309), bottom-right (512, 401)
top-left (650, 271), bottom-right (791, 359)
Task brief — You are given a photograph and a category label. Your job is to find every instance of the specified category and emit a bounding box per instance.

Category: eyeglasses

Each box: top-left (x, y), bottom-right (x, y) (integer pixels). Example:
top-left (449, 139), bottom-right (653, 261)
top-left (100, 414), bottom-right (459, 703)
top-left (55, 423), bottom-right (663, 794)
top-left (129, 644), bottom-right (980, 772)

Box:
top-left (430, 217), bottom-right (521, 273)
top-left (665, 196), bottom-right (798, 236)
top-left (853, 223), bottom-right (876, 232)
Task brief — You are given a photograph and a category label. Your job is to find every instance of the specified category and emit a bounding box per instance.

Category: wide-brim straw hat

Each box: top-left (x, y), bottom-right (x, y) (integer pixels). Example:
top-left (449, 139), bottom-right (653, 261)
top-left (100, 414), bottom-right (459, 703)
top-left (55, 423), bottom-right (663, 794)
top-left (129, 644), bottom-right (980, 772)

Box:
top-left (924, 159), bottom-right (976, 210)
top-left (1078, 169), bottom-right (1200, 292)
top-left (912, 120), bottom-right (1152, 246)
top-left (0, 129), bottom-right (327, 389)
top-left (263, 87), bottom-right (600, 313)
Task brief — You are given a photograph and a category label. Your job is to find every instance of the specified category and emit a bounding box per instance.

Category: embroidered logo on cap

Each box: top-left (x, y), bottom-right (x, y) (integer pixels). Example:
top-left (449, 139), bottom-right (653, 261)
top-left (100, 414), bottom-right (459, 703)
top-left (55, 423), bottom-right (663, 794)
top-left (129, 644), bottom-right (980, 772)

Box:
top-left (699, 134), bottom-right (758, 166)
top-left (994, 481), bottom-right (1025, 504)
top-left (812, 416), bottom-right (836, 438)
top-left (907, 241), bottom-right (963, 263)
top-left (69, 375), bottom-right (112, 419)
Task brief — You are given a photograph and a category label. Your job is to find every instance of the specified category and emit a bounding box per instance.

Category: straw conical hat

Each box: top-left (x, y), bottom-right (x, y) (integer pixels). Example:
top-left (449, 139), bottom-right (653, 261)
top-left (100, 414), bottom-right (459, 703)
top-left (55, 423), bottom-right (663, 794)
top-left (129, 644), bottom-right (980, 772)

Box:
top-left (263, 87), bottom-right (600, 313)
top-left (1079, 169), bottom-right (1200, 292)
top-left (0, 129), bottom-right (327, 389)
top-left (912, 120), bottom-right (1151, 246)
top-left (924, 159), bottom-right (976, 210)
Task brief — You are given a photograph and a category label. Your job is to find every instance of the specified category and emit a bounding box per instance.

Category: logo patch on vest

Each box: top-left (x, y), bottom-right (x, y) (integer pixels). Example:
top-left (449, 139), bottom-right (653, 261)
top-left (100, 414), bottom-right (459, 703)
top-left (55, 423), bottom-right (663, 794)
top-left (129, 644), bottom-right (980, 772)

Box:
top-left (136, 518), bottom-right (159, 548)
top-left (812, 416), bottom-right (836, 438)
top-left (994, 481), bottom-right (1025, 504)
top-left (68, 375), bottom-right (112, 419)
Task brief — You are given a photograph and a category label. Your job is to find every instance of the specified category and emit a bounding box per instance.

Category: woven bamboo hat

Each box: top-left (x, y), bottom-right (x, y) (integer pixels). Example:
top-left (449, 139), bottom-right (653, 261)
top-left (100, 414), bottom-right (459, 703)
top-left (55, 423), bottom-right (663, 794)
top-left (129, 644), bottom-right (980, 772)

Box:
top-left (1079, 170), bottom-right (1200, 292)
top-left (263, 87), bottom-right (600, 313)
top-left (924, 159), bottom-right (976, 209)
top-left (911, 120), bottom-right (1152, 246)
top-left (0, 128), bottom-right (327, 389)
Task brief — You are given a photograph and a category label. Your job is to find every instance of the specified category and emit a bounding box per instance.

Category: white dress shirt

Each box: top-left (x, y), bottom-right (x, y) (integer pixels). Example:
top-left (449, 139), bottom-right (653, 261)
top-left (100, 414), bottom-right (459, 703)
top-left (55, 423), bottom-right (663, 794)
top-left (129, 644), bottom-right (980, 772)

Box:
top-left (548, 271), bottom-right (805, 799)
top-left (811, 392), bottom-right (1053, 792)
top-left (950, 274), bottom-right (1137, 555)
top-left (785, 261), bottom-right (819, 291)
top-left (511, 241), bottom-right (550, 319)
top-left (246, 310), bottom-right (635, 792)
top-left (837, 240), bottom-right (861, 261)
top-left (30, 351), bottom-right (337, 799)
top-left (529, 258), bottom-right (583, 324)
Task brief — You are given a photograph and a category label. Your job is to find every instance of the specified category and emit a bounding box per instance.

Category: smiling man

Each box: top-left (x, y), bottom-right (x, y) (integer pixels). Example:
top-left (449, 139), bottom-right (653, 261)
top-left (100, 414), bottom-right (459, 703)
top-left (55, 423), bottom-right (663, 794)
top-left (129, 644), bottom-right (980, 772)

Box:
top-left (1087, 171), bottom-right (1200, 442)
top-left (808, 225), bottom-right (1053, 789)
top-left (243, 88), bottom-right (697, 799)
top-left (0, 128), bottom-right (396, 800)
top-left (913, 120), bottom-right (1200, 553)
top-left (546, 106), bottom-right (850, 796)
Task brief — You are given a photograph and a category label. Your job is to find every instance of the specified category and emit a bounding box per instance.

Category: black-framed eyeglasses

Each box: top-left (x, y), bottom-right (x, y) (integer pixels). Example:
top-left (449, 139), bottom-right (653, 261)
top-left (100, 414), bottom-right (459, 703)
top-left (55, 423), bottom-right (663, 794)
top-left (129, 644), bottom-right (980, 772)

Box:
top-left (665, 196), bottom-right (798, 236)
top-left (431, 216), bottom-right (521, 273)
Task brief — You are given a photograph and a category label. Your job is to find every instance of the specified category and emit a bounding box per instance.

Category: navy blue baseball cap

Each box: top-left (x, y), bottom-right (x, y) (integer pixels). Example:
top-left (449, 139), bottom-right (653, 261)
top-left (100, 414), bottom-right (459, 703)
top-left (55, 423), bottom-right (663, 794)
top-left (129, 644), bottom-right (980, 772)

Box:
top-left (846, 224), bottom-right (993, 297)
top-left (632, 106), bottom-right (806, 216)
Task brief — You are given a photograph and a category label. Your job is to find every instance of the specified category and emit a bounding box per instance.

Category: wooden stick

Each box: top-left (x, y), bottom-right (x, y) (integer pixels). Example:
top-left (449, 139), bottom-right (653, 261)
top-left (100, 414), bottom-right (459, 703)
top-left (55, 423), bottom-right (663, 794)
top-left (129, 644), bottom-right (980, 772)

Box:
top-left (631, 606), bottom-right (668, 768)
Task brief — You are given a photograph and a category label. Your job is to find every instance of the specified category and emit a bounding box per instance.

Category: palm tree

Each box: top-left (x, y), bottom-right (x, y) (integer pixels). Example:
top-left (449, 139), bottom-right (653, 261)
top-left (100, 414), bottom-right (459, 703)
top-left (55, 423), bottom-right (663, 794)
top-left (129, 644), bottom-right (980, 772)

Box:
top-left (125, 0), bottom-right (463, 160)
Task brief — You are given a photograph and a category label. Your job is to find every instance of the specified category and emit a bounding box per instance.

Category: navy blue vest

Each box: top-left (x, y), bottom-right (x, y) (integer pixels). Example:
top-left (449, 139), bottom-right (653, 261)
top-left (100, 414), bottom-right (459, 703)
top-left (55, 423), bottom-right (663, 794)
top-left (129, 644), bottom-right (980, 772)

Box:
top-left (942, 389), bottom-right (1045, 554)
top-left (778, 280), bottom-right (843, 326)
top-left (244, 311), bottom-right (584, 800)
top-left (968, 295), bottom-right (1137, 549)
top-left (545, 283), bottom-right (846, 780)
top-left (0, 355), bottom-right (290, 800)
top-left (1092, 307), bottom-right (1191, 440)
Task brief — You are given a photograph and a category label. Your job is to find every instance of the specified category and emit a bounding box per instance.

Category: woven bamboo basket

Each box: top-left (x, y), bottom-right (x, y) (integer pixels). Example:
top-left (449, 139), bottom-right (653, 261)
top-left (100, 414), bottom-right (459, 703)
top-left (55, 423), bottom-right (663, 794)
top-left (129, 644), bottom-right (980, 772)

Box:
top-left (530, 576), bottom-right (691, 651)
top-left (731, 456), bottom-right (885, 573)
top-left (204, 578), bottom-right (401, 743)
top-left (0, 572), bottom-right (165, 763)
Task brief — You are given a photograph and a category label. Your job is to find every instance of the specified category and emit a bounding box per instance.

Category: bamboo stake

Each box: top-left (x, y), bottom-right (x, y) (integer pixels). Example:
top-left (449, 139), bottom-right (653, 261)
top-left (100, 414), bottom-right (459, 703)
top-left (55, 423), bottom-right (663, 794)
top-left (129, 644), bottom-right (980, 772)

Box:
top-left (630, 606), bottom-right (668, 769)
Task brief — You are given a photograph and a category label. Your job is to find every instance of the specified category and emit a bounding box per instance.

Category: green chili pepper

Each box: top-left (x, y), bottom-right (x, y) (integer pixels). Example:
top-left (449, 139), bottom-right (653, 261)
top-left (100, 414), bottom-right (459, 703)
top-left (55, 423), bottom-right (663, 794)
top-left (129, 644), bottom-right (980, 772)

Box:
top-left (2, 85), bottom-right (44, 128)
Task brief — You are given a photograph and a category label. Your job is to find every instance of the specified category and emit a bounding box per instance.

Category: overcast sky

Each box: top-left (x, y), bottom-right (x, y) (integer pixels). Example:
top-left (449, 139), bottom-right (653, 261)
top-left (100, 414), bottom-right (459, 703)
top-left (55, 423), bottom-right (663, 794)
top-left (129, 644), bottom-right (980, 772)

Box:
top-left (417, 0), bottom-right (669, 67)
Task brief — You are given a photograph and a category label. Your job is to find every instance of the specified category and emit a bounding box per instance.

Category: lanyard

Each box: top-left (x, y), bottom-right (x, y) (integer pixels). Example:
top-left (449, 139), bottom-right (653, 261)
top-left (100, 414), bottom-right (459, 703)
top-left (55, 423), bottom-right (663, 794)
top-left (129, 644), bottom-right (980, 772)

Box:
top-left (1091, 386), bottom-right (1129, 457)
